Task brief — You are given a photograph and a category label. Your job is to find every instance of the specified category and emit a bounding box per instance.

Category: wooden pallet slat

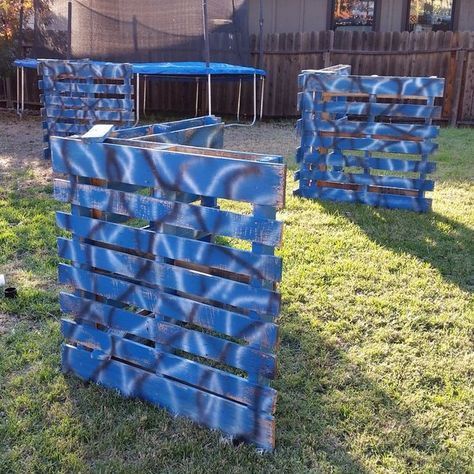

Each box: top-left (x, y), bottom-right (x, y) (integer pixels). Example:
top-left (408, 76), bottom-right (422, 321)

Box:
top-left (59, 264), bottom-right (280, 352)
top-left (53, 180), bottom-right (283, 246)
top-left (300, 73), bottom-right (445, 97)
top-left (62, 344), bottom-right (275, 449)
top-left (301, 118), bottom-right (440, 139)
top-left (57, 238), bottom-right (281, 316)
top-left (298, 94), bottom-right (443, 118)
top-left (60, 317), bottom-right (277, 413)
top-left (55, 213), bottom-right (283, 282)
top-left (299, 152), bottom-right (437, 174)
top-left (51, 138), bottom-right (285, 207)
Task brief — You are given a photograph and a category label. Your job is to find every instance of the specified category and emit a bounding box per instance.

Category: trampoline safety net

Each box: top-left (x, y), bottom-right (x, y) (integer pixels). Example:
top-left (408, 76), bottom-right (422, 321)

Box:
top-left (33, 0), bottom-right (250, 65)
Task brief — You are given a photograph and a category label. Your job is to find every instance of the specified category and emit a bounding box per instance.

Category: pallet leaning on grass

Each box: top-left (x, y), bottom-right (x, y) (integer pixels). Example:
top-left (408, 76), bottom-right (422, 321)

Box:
top-left (38, 59), bottom-right (135, 159)
top-left (52, 124), bottom-right (286, 451)
top-left (295, 65), bottom-right (445, 212)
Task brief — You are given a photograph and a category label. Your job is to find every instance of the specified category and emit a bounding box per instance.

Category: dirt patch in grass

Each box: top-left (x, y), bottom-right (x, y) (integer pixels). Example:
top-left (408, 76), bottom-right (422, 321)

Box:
top-left (224, 121), bottom-right (299, 167)
top-left (0, 311), bottom-right (19, 335)
top-left (0, 110), bottom-right (51, 188)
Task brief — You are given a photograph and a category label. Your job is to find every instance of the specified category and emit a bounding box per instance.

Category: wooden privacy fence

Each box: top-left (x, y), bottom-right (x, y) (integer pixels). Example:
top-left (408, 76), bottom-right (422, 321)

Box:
top-left (53, 121), bottom-right (286, 450)
top-left (253, 30), bottom-right (474, 124)
top-left (2, 30), bottom-right (474, 124)
top-left (295, 65), bottom-right (444, 212)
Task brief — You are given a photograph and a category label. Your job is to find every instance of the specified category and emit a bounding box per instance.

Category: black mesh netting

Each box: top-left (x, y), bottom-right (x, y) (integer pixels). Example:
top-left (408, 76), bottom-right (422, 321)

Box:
top-left (32, 0), bottom-right (250, 65)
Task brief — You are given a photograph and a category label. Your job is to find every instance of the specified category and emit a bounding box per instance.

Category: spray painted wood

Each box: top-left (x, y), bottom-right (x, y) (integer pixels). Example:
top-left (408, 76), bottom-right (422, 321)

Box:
top-left (38, 59), bottom-right (136, 159)
top-left (53, 126), bottom-right (286, 451)
top-left (295, 65), bottom-right (444, 212)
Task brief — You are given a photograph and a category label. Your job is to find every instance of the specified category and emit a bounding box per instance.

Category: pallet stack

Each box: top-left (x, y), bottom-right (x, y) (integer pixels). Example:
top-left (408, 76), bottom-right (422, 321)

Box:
top-left (52, 121), bottom-right (286, 451)
top-left (38, 59), bottom-right (135, 158)
top-left (295, 65), bottom-right (445, 212)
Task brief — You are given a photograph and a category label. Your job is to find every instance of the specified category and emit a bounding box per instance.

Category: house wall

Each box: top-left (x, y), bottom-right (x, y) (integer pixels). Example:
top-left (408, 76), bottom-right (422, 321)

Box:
top-left (457, 0), bottom-right (474, 31)
top-left (249, 0), bottom-right (329, 34)
top-left (249, 0), bottom-right (473, 34)
top-left (377, 0), bottom-right (404, 32)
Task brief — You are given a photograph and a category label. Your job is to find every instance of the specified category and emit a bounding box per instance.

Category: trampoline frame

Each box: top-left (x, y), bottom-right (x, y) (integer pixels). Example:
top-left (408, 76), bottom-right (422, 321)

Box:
top-left (15, 62), bottom-right (265, 126)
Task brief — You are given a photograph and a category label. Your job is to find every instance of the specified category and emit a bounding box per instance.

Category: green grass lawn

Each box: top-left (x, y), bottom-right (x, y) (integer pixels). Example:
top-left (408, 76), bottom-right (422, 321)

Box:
top-left (0, 122), bottom-right (473, 473)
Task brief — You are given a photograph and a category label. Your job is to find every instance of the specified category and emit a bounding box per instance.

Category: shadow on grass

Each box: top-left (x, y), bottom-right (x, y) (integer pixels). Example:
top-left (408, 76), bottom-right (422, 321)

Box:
top-left (53, 318), bottom-right (445, 472)
top-left (319, 201), bottom-right (473, 292)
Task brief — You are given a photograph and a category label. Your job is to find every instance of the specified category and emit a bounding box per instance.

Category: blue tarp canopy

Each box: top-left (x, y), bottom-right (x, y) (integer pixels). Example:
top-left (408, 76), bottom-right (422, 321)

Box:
top-left (14, 59), bottom-right (266, 76)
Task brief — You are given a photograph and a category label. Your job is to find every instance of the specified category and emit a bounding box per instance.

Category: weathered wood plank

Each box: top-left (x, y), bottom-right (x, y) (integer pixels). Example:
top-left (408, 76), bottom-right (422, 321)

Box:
top-left (300, 73), bottom-right (445, 97)
top-left (300, 134), bottom-right (437, 155)
top-left (56, 213), bottom-right (283, 282)
top-left (59, 265), bottom-right (279, 349)
top-left (298, 93), bottom-right (442, 118)
top-left (57, 238), bottom-right (281, 316)
top-left (53, 180), bottom-right (283, 246)
top-left (61, 316), bottom-right (277, 412)
top-left (299, 152), bottom-right (436, 173)
top-left (39, 79), bottom-right (134, 95)
top-left (299, 170), bottom-right (434, 191)
top-left (296, 185), bottom-right (432, 212)
top-left (300, 118), bottom-right (439, 139)
top-left (62, 344), bottom-right (275, 450)
top-left (51, 138), bottom-right (285, 207)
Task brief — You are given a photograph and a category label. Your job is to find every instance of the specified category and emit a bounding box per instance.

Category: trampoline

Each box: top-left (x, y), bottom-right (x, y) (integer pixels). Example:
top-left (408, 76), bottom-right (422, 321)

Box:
top-left (14, 59), bottom-right (266, 126)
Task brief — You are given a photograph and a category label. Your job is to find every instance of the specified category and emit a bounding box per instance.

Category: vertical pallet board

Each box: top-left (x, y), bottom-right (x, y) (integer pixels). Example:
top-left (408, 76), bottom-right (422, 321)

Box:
top-left (38, 59), bottom-right (136, 159)
top-left (52, 126), bottom-right (286, 451)
top-left (295, 65), bottom-right (445, 212)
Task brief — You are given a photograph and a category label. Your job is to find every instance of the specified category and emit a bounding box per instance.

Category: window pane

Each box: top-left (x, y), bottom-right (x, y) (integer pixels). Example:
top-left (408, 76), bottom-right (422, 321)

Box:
top-left (409, 0), bottom-right (453, 32)
top-left (333, 0), bottom-right (376, 31)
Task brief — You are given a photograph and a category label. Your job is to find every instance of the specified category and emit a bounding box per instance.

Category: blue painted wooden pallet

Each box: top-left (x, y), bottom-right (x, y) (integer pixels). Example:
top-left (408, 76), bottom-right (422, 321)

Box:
top-left (53, 126), bottom-right (286, 450)
top-left (295, 65), bottom-right (445, 212)
top-left (38, 59), bottom-right (136, 159)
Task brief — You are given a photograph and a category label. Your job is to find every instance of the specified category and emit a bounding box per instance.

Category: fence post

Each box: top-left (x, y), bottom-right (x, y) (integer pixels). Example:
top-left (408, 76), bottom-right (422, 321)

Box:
top-left (323, 30), bottom-right (334, 68)
top-left (450, 49), bottom-right (466, 127)
top-left (5, 77), bottom-right (13, 109)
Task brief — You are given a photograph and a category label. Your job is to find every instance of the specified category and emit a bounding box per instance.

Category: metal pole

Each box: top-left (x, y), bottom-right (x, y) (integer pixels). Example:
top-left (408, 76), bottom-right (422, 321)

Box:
top-left (251, 73), bottom-right (257, 126)
top-left (258, 0), bottom-right (264, 70)
top-left (134, 73), bottom-right (140, 126)
top-left (195, 78), bottom-right (199, 117)
top-left (67, 1), bottom-right (72, 59)
top-left (33, 0), bottom-right (39, 57)
top-left (225, 74), bottom-right (257, 128)
top-left (21, 67), bottom-right (25, 116)
top-left (202, 0), bottom-right (211, 66)
top-left (237, 79), bottom-right (242, 121)
top-left (260, 77), bottom-right (265, 120)
top-left (207, 73), bottom-right (212, 116)
top-left (143, 76), bottom-right (147, 118)
top-left (16, 67), bottom-right (20, 116)
top-left (202, 1), bottom-right (211, 116)
top-left (18, 0), bottom-right (25, 57)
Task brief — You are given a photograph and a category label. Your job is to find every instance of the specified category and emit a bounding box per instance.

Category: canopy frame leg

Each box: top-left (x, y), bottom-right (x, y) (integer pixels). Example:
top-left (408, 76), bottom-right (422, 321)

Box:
top-left (237, 78), bottom-right (242, 122)
top-left (207, 73), bottom-right (212, 116)
top-left (16, 67), bottom-right (20, 116)
top-left (143, 75), bottom-right (147, 118)
top-left (134, 73), bottom-right (140, 126)
top-left (22, 66), bottom-right (25, 116)
top-left (195, 78), bottom-right (199, 117)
